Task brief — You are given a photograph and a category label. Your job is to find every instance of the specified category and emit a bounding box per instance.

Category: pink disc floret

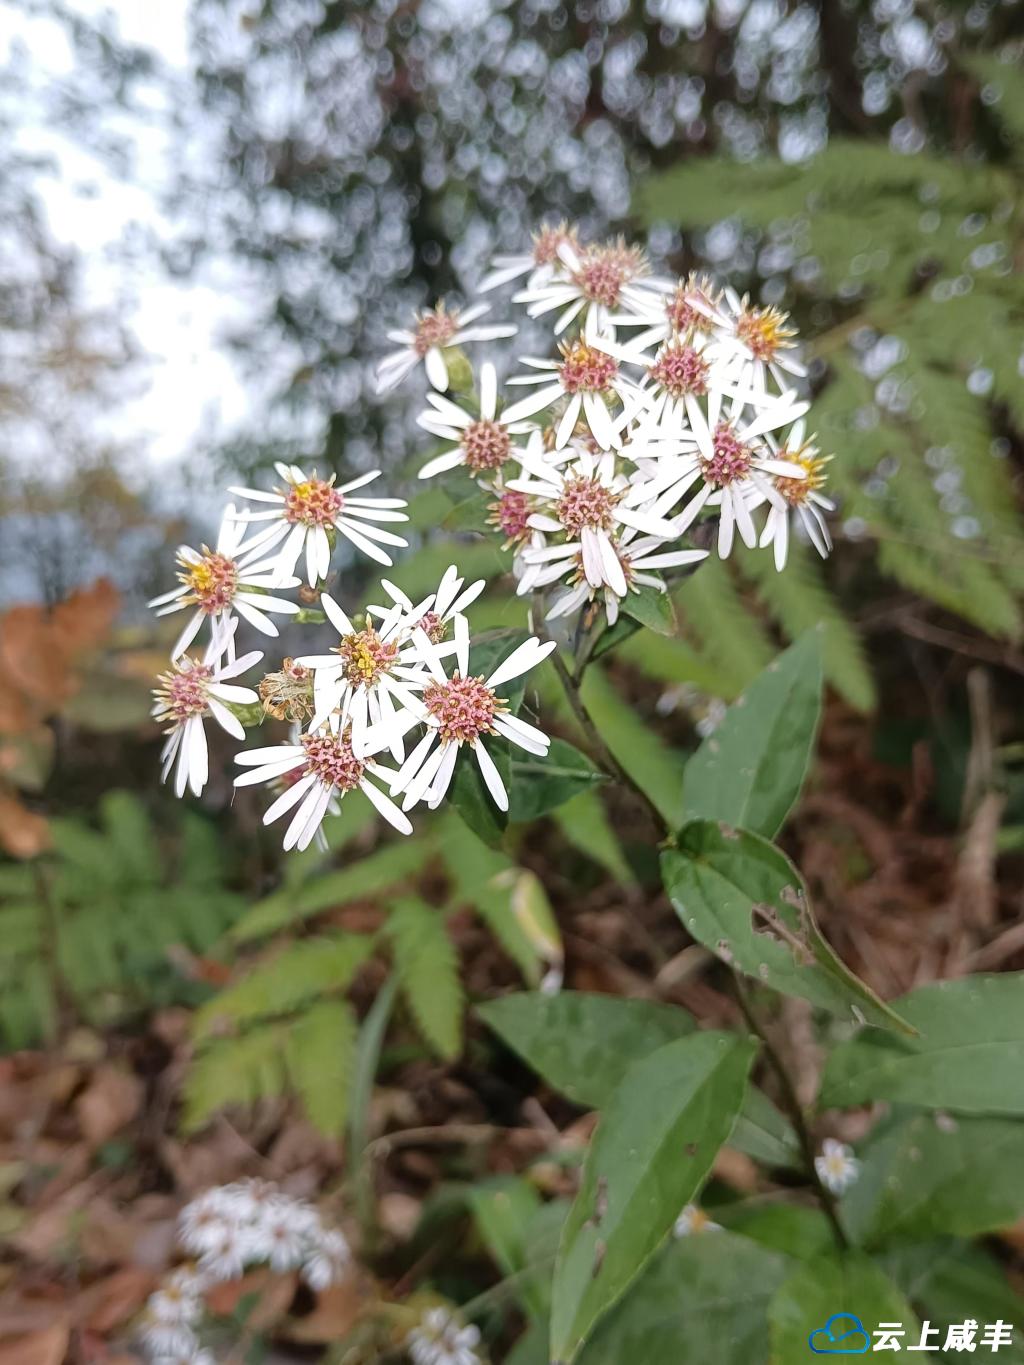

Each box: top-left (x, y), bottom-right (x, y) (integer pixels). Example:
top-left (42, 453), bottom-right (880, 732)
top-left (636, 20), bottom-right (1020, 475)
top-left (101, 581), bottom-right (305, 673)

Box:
top-left (413, 307), bottom-right (459, 356)
top-left (461, 419), bottom-right (511, 472)
top-left (704, 423), bottom-right (754, 486)
top-left (284, 477), bottom-right (344, 527)
top-left (556, 475), bottom-right (617, 534)
top-left (557, 339), bottom-right (618, 395)
top-left (301, 731), bottom-right (365, 792)
top-left (424, 674), bottom-right (499, 745)
top-left (649, 342), bottom-right (710, 398)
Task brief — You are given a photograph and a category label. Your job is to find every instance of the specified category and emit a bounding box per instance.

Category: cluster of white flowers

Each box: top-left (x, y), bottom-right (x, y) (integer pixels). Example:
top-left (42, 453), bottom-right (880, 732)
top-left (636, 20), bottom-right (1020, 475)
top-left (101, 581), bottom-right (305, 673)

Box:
top-left (140, 1180), bottom-right (350, 1363)
top-left (405, 1307), bottom-right (483, 1365)
top-left (382, 222), bottom-right (834, 629)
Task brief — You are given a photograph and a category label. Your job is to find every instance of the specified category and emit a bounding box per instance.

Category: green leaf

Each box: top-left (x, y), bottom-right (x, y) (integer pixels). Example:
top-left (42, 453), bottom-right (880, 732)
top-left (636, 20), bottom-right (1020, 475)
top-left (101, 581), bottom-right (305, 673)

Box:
top-left (477, 991), bottom-right (696, 1109)
top-left (99, 791), bottom-right (160, 885)
top-left (717, 1203), bottom-right (833, 1262)
top-left (577, 1231), bottom-right (789, 1365)
top-left (662, 822), bottom-right (910, 1031)
top-left (769, 1252), bottom-right (919, 1363)
top-left (824, 966), bottom-right (1024, 1113)
top-left (579, 666), bottom-right (686, 827)
top-left (231, 837), bottom-right (432, 942)
top-left (192, 934), bottom-right (374, 1038)
top-left (468, 1177), bottom-right (548, 1323)
top-left (449, 736), bottom-right (511, 848)
top-left (478, 989), bottom-right (795, 1164)
top-left (389, 899), bottom-right (464, 1060)
top-left (508, 738), bottom-right (605, 822)
top-left (681, 631), bottom-right (823, 838)
top-left (620, 583), bottom-right (675, 636)
top-left (184, 1025), bottom-right (286, 1130)
top-left (285, 999), bottom-right (356, 1136)
top-left (550, 1031), bottom-right (756, 1362)
top-left (820, 974), bottom-right (1024, 1113)
top-left (882, 1241), bottom-right (1024, 1364)
top-left (841, 1109), bottom-right (1024, 1246)
top-left (553, 791), bottom-right (636, 888)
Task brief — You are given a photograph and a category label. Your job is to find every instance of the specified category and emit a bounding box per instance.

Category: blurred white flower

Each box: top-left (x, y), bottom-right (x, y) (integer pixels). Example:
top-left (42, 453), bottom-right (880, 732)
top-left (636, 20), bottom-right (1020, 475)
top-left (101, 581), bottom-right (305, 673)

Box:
top-left (502, 332), bottom-right (644, 450)
top-left (513, 236), bottom-right (669, 335)
top-left (815, 1138), bottom-right (860, 1194)
top-left (416, 363), bottom-right (534, 482)
top-left (229, 463), bottom-right (409, 584)
top-left (376, 302), bottom-right (515, 393)
top-left (673, 1204), bottom-right (722, 1237)
top-left (406, 1307), bottom-right (482, 1365)
top-left (477, 220), bottom-right (582, 294)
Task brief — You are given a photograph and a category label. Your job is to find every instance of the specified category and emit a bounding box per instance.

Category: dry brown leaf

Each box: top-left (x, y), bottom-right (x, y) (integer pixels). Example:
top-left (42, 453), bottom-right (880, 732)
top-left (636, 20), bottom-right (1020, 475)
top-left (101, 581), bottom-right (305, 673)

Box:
top-left (75, 1267), bottom-right (156, 1333)
top-left (0, 792), bottom-right (51, 859)
top-left (75, 1065), bottom-right (143, 1148)
top-left (285, 1276), bottom-right (365, 1343)
top-left (0, 1324), bottom-right (70, 1365)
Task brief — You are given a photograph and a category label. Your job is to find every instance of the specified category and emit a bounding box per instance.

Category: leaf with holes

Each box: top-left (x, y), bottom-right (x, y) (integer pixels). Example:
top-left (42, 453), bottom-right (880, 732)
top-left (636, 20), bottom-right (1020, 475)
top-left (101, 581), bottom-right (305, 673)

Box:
top-left (662, 821), bottom-right (910, 1031)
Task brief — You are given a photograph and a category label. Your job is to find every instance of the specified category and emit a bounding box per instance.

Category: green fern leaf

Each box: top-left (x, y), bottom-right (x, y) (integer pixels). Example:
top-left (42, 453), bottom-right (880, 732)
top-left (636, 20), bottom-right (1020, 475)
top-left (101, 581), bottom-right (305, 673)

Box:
top-left (286, 999), bottom-right (357, 1135)
top-left (185, 1024), bottom-right (286, 1131)
top-left (389, 898), bottom-right (464, 1060)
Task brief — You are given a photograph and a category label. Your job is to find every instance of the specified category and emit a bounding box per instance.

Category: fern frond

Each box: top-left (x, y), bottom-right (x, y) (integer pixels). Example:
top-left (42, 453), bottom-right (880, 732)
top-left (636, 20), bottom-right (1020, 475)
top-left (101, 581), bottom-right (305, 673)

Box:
top-left (389, 898), bottom-right (464, 1060)
top-left (285, 999), bottom-right (357, 1136)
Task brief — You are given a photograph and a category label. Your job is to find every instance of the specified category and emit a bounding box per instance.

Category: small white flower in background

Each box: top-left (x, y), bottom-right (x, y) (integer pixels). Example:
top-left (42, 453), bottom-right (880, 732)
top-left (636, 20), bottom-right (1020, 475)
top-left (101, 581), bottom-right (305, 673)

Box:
top-left (234, 718), bottom-right (412, 850)
top-left (611, 271), bottom-right (725, 349)
top-left (228, 463), bottom-right (409, 584)
top-left (815, 1138), bottom-right (860, 1194)
top-left (148, 507), bottom-right (300, 659)
top-left (293, 589), bottom-right (436, 758)
top-left (406, 1306), bottom-right (482, 1365)
top-left (368, 565), bottom-right (486, 652)
top-left (387, 630), bottom-right (556, 814)
top-left (673, 1204), bottom-right (723, 1238)
top-left (477, 219), bottom-right (581, 294)
top-left (152, 1352), bottom-right (217, 1365)
top-left (376, 301), bottom-right (516, 394)
top-left (416, 362), bottom-right (535, 482)
top-left (514, 235), bottom-right (670, 335)
top-left (758, 421), bottom-right (835, 570)
top-left (142, 1182), bottom-right (351, 1362)
top-left (152, 625), bottom-right (262, 799)
top-left (502, 331), bottom-right (645, 451)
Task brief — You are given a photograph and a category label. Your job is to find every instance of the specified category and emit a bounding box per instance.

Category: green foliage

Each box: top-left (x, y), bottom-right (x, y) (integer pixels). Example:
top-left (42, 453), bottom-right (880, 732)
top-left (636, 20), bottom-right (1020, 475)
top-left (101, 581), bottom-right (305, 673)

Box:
top-left (662, 822), bottom-right (909, 1031)
top-left (0, 792), bottom-right (243, 1049)
top-left (578, 1232), bottom-right (789, 1365)
top-left (551, 1032), bottom-right (756, 1361)
top-left (389, 898), bottom-right (464, 1060)
top-left (820, 973), bottom-right (1024, 1112)
top-left (507, 739), bottom-right (605, 822)
top-left (681, 630), bottom-right (823, 838)
top-left (841, 1109), bottom-right (1024, 1246)
top-left (286, 1000), bottom-right (358, 1136)
top-left (769, 1252), bottom-right (920, 1360)
top-left (637, 134), bottom-right (1024, 646)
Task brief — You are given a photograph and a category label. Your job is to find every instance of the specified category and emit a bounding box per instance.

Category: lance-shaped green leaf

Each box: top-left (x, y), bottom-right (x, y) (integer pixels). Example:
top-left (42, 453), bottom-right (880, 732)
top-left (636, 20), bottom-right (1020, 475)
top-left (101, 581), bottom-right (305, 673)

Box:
top-left (578, 1231), bottom-right (789, 1364)
top-left (478, 990), bottom-right (798, 1166)
top-left (681, 630), bottom-right (823, 838)
top-left (550, 1031), bottom-right (756, 1362)
top-left (662, 822), bottom-right (911, 1031)
top-left (620, 581), bottom-right (675, 636)
top-left (841, 1109), bottom-right (1024, 1247)
top-left (769, 1252), bottom-right (920, 1362)
top-left (821, 973), bottom-right (1024, 1113)
top-left (508, 738), bottom-right (605, 822)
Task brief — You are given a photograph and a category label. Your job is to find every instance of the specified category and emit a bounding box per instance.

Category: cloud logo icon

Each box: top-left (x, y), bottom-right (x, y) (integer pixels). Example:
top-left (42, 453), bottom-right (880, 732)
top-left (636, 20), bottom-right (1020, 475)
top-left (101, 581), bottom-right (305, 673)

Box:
top-left (809, 1314), bottom-right (871, 1354)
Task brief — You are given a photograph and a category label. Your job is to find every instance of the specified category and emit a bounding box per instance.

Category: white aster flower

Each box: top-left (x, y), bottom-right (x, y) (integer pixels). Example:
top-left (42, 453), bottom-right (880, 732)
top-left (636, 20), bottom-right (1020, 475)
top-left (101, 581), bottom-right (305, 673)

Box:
top-left (758, 421), bottom-right (834, 569)
top-left (368, 564), bottom-right (486, 655)
top-left (406, 1307), bottom-right (482, 1365)
top-left (513, 236), bottom-right (669, 335)
top-left (302, 1229), bottom-right (352, 1292)
top-left (502, 332), bottom-right (644, 450)
top-left (376, 301), bottom-right (516, 394)
top-left (609, 271), bottom-right (725, 349)
top-left (416, 362), bottom-right (535, 482)
top-left (152, 1352), bottom-right (216, 1365)
top-left (197, 1221), bottom-right (254, 1283)
top-left (234, 718), bottom-right (412, 849)
top-left (153, 626), bottom-right (262, 799)
top-left (506, 448), bottom-right (682, 601)
top-left (146, 1280), bottom-right (203, 1329)
top-left (673, 1204), bottom-right (722, 1238)
top-left (704, 288), bottom-right (807, 398)
top-left (386, 631), bottom-right (556, 814)
top-left (815, 1138), bottom-right (860, 1195)
top-left (148, 508), bottom-right (300, 659)
top-left (228, 463), bottom-right (409, 584)
top-left (141, 1321), bottom-right (201, 1359)
top-left (633, 390), bottom-right (810, 559)
top-left (477, 220), bottom-right (582, 293)
top-left (294, 590), bottom-right (436, 759)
